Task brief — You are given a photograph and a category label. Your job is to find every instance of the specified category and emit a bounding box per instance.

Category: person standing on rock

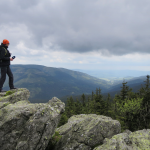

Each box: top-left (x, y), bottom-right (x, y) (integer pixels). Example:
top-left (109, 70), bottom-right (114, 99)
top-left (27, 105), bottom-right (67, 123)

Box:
top-left (0, 39), bottom-right (17, 92)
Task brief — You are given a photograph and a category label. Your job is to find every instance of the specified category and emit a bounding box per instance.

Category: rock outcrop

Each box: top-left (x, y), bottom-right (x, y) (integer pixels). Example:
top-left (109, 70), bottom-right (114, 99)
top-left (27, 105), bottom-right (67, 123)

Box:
top-left (52, 114), bottom-right (150, 150)
top-left (0, 88), bottom-right (65, 150)
top-left (1, 88), bottom-right (150, 150)
top-left (54, 114), bottom-right (121, 150)
top-left (94, 129), bottom-right (150, 150)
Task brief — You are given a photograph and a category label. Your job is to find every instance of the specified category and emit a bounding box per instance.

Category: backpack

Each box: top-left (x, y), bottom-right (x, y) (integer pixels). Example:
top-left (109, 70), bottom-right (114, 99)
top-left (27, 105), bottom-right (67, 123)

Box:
top-left (0, 46), bottom-right (7, 60)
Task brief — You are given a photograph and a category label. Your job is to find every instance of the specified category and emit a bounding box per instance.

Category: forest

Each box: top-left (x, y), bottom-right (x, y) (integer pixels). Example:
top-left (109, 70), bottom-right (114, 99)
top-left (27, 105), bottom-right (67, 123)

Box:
top-left (57, 75), bottom-right (150, 133)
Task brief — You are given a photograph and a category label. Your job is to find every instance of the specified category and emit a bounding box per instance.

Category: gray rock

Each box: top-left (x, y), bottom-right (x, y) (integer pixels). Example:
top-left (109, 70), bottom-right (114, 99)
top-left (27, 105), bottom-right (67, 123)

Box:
top-left (2, 88), bottom-right (150, 150)
top-left (94, 129), bottom-right (150, 150)
top-left (122, 129), bottom-right (132, 135)
top-left (0, 88), bottom-right (65, 150)
top-left (54, 114), bottom-right (121, 150)
top-left (0, 88), bottom-right (30, 109)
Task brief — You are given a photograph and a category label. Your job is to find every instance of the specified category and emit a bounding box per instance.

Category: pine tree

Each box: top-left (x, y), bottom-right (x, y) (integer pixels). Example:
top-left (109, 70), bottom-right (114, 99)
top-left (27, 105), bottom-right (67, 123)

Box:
top-left (144, 75), bottom-right (150, 93)
top-left (117, 80), bottom-right (136, 130)
top-left (112, 94), bottom-right (121, 118)
top-left (65, 96), bottom-right (75, 118)
top-left (96, 88), bottom-right (98, 96)
top-left (104, 93), bottom-right (111, 116)
top-left (88, 96), bottom-right (94, 114)
top-left (92, 91), bottom-right (94, 101)
top-left (87, 96), bottom-right (90, 114)
top-left (94, 88), bottom-right (105, 115)
top-left (126, 88), bottom-right (135, 100)
top-left (120, 79), bottom-right (131, 106)
top-left (139, 75), bottom-right (150, 129)
top-left (81, 93), bottom-right (86, 107)
top-left (137, 84), bottom-right (145, 99)
top-left (75, 98), bottom-right (82, 114)
top-left (98, 88), bottom-right (101, 97)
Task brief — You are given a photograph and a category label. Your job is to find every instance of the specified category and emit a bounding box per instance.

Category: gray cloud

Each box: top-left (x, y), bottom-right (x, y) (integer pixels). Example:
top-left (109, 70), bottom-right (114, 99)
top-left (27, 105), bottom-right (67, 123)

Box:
top-left (0, 0), bottom-right (150, 56)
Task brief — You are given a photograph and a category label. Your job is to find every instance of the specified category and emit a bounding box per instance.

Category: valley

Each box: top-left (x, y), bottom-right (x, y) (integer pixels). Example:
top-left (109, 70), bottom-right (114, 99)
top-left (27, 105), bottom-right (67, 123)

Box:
top-left (1, 64), bottom-right (149, 104)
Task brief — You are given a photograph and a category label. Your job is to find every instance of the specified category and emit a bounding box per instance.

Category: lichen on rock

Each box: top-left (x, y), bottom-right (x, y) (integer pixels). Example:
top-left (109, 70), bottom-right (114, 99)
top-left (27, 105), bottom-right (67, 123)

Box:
top-left (0, 88), bottom-right (65, 150)
top-left (53, 114), bottom-right (121, 150)
top-left (93, 129), bottom-right (150, 150)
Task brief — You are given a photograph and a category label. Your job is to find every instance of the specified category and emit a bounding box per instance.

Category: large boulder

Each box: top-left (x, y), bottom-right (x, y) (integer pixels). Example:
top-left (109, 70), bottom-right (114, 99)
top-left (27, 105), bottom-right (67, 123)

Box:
top-left (54, 114), bottom-right (121, 150)
top-left (94, 129), bottom-right (150, 150)
top-left (0, 88), bottom-right (65, 150)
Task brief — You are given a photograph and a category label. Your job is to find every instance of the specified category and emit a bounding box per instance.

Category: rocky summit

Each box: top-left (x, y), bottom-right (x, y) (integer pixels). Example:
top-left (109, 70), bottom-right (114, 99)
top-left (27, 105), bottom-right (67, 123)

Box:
top-left (0, 88), bottom-right (65, 150)
top-left (53, 114), bottom-right (121, 150)
top-left (1, 88), bottom-right (150, 150)
top-left (52, 114), bottom-right (150, 150)
top-left (94, 129), bottom-right (150, 150)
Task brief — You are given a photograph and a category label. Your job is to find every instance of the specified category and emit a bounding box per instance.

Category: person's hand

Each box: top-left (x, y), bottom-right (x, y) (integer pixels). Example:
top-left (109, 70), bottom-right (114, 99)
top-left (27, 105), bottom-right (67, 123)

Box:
top-left (10, 58), bottom-right (13, 61)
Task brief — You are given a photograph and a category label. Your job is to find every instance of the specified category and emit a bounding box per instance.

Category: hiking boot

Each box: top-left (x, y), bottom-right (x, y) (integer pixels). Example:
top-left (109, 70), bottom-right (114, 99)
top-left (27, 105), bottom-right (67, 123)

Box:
top-left (10, 87), bottom-right (18, 90)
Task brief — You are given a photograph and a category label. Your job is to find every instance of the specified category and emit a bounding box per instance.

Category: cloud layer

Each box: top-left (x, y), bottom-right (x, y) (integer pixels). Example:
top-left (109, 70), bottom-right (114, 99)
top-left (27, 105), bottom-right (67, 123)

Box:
top-left (1, 0), bottom-right (150, 56)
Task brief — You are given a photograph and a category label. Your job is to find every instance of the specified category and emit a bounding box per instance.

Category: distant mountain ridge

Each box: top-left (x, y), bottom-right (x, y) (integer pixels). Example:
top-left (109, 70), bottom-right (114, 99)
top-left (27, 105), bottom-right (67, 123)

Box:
top-left (1, 64), bottom-right (149, 103)
top-left (1, 64), bottom-right (112, 103)
top-left (73, 69), bottom-right (150, 79)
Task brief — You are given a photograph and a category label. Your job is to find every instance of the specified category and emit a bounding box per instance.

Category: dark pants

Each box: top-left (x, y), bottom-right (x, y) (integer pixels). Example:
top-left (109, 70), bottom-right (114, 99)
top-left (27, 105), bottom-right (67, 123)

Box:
top-left (0, 65), bottom-right (14, 90)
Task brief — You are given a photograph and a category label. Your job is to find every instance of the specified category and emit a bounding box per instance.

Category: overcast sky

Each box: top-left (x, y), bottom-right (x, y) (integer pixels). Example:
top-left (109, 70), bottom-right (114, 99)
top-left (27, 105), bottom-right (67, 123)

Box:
top-left (0, 0), bottom-right (150, 71)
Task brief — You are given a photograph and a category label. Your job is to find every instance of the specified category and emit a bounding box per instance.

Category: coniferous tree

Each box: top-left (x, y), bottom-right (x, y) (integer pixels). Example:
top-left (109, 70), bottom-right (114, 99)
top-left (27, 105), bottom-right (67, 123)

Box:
top-left (81, 93), bottom-right (86, 107)
top-left (57, 113), bottom-right (68, 127)
top-left (144, 75), bottom-right (150, 93)
top-left (112, 94), bottom-right (121, 118)
top-left (137, 84), bottom-right (145, 98)
top-left (65, 96), bottom-right (75, 118)
top-left (139, 75), bottom-right (150, 129)
top-left (119, 79), bottom-right (135, 127)
top-left (116, 96), bottom-right (144, 132)
top-left (62, 75), bottom-right (150, 132)
top-left (92, 91), bottom-right (94, 101)
top-left (127, 88), bottom-right (139, 100)
top-left (96, 88), bottom-right (98, 96)
top-left (94, 88), bottom-right (105, 115)
top-left (65, 98), bottom-right (70, 118)
top-left (87, 96), bottom-right (90, 114)
top-left (113, 76), bottom-right (150, 131)
top-left (104, 93), bottom-right (111, 117)
top-left (92, 92), bottom-right (96, 114)
top-left (112, 93), bottom-right (130, 131)
top-left (120, 79), bottom-right (130, 106)
top-left (75, 98), bottom-right (82, 114)
top-left (98, 88), bottom-right (101, 98)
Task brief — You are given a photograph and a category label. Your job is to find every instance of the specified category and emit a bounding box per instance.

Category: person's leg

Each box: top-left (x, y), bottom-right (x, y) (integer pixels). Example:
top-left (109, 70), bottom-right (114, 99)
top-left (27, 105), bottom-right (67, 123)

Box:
top-left (0, 66), bottom-right (7, 90)
top-left (7, 65), bottom-right (14, 89)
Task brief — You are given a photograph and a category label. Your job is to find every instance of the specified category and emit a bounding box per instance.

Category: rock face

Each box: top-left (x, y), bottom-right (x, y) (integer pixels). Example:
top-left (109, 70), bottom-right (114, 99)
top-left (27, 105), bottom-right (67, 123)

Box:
top-left (94, 129), bottom-right (150, 150)
top-left (1, 88), bottom-right (150, 150)
top-left (0, 88), bottom-right (65, 150)
top-left (54, 114), bottom-right (121, 150)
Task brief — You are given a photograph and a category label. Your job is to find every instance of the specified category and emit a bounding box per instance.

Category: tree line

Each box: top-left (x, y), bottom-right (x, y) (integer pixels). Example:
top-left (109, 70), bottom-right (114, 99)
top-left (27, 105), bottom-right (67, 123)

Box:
top-left (58, 75), bottom-right (150, 133)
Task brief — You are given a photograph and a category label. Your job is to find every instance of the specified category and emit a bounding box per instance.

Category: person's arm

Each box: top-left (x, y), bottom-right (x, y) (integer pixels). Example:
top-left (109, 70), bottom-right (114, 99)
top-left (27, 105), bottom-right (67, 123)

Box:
top-left (0, 48), bottom-right (10, 60)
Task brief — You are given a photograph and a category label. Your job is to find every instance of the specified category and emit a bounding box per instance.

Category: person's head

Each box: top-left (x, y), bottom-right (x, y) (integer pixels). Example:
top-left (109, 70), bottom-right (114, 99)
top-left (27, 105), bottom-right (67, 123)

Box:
top-left (2, 39), bottom-right (10, 47)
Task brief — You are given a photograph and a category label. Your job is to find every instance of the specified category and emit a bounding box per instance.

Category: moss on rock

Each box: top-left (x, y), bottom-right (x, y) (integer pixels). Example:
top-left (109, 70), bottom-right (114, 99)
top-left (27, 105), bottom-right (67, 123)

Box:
top-left (46, 131), bottom-right (62, 150)
top-left (4, 90), bottom-right (15, 97)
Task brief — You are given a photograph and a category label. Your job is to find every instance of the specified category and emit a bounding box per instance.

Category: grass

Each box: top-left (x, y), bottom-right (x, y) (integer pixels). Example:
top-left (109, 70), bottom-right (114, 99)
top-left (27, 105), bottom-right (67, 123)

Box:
top-left (4, 90), bottom-right (16, 97)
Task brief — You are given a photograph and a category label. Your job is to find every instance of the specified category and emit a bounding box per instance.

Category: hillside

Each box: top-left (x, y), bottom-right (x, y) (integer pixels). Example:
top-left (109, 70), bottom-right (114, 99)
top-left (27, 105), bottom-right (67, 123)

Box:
top-left (61, 75), bottom-right (149, 104)
top-left (103, 75), bottom-right (147, 93)
top-left (1, 64), bottom-right (149, 103)
top-left (1, 64), bottom-right (112, 103)
top-left (74, 69), bottom-right (150, 79)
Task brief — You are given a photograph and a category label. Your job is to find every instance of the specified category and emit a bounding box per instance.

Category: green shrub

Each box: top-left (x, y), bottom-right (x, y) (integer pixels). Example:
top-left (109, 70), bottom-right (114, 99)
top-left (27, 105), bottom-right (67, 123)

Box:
top-left (46, 131), bottom-right (62, 150)
top-left (4, 90), bottom-right (15, 96)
